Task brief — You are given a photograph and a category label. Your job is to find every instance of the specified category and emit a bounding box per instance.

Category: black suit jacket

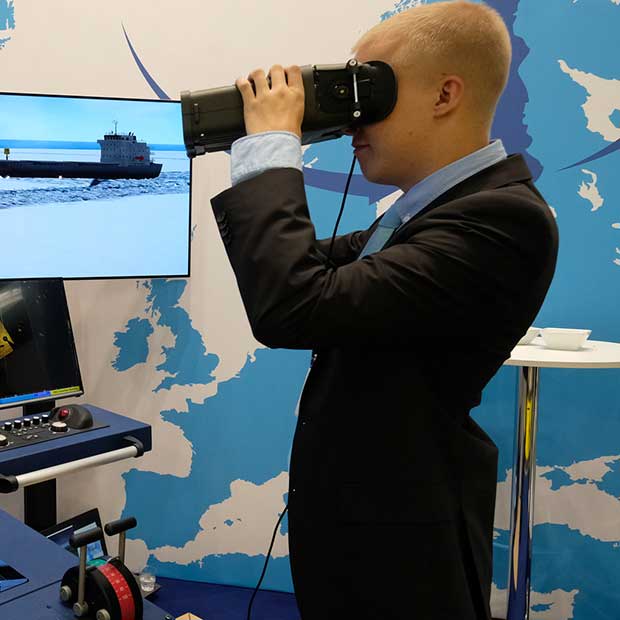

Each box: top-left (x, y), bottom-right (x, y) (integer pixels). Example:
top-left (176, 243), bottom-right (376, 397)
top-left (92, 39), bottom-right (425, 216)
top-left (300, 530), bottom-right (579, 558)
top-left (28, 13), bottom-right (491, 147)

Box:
top-left (211, 154), bottom-right (558, 619)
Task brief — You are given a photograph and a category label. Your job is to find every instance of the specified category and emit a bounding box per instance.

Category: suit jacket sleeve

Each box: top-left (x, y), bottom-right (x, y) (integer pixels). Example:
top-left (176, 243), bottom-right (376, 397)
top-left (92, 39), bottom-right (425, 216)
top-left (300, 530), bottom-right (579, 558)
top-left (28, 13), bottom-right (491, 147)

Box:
top-left (211, 167), bottom-right (555, 350)
top-left (315, 229), bottom-right (374, 267)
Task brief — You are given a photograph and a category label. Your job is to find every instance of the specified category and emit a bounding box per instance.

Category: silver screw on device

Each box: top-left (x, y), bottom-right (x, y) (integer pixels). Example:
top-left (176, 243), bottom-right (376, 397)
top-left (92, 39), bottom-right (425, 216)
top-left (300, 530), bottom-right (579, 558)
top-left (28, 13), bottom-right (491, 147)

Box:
top-left (73, 600), bottom-right (89, 617)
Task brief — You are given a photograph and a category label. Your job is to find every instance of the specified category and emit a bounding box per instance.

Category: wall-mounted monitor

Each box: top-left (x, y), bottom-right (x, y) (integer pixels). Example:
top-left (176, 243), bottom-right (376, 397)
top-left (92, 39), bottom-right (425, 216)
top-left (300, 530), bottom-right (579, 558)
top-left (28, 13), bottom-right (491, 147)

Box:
top-left (0, 279), bottom-right (83, 409)
top-left (0, 92), bottom-right (191, 279)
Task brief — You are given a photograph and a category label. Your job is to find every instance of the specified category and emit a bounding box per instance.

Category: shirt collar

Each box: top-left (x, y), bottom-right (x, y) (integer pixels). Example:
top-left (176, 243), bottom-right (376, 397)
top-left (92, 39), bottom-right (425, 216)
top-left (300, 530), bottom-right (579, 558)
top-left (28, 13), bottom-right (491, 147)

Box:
top-left (393, 139), bottom-right (508, 224)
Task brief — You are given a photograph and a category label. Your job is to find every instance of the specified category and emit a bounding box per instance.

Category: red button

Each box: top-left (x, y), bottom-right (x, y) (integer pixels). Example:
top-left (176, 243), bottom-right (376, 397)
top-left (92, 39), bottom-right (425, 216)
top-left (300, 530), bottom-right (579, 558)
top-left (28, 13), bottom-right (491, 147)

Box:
top-left (59, 409), bottom-right (69, 419)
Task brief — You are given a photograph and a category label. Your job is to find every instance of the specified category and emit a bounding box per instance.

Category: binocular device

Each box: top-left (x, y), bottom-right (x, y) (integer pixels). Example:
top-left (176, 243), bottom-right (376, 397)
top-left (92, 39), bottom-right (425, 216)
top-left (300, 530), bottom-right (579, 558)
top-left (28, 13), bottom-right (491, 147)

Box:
top-left (181, 59), bottom-right (397, 157)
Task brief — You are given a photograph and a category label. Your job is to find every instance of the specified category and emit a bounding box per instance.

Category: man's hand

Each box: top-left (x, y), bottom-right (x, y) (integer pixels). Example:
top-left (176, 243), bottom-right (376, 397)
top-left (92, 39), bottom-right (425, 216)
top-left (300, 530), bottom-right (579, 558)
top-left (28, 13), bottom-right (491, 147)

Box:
top-left (236, 64), bottom-right (305, 138)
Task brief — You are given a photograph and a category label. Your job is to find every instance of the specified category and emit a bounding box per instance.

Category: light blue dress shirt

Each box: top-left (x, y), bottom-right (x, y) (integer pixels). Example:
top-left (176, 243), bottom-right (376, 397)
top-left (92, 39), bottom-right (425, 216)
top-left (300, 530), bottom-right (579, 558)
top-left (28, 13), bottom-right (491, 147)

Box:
top-left (358, 139), bottom-right (507, 257)
top-left (231, 131), bottom-right (302, 186)
top-left (230, 131), bottom-right (507, 256)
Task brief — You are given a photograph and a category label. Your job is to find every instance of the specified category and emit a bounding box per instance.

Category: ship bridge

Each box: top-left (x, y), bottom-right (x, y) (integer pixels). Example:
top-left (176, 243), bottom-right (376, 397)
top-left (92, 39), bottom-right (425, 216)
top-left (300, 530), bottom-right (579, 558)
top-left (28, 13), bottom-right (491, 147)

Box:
top-left (97, 131), bottom-right (153, 165)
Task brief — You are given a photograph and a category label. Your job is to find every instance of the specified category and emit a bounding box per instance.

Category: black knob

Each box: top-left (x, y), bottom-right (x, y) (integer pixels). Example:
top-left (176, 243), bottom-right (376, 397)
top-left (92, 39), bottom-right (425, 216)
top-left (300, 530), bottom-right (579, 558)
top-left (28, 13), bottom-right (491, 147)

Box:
top-left (32, 416), bottom-right (41, 426)
top-left (70, 526), bottom-right (104, 549)
top-left (13, 420), bottom-right (22, 430)
top-left (3, 422), bottom-right (12, 432)
top-left (0, 434), bottom-right (8, 447)
top-left (22, 418), bottom-right (31, 428)
top-left (50, 421), bottom-right (68, 433)
top-left (41, 413), bottom-right (51, 423)
top-left (104, 517), bottom-right (137, 537)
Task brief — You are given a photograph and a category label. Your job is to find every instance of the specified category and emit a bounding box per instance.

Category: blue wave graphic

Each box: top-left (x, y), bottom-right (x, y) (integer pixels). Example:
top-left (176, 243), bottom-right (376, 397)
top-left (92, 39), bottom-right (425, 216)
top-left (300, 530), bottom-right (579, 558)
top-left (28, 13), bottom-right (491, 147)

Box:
top-left (487, 0), bottom-right (543, 179)
top-left (559, 138), bottom-right (620, 170)
top-left (0, 171), bottom-right (189, 208)
top-left (303, 166), bottom-right (397, 204)
top-left (122, 23), bottom-right (170, 100)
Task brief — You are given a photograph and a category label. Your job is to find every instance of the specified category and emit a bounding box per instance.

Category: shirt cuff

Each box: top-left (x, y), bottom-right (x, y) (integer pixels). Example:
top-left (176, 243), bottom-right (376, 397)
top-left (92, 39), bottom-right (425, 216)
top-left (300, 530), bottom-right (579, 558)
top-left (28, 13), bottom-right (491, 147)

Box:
top-left (231, 131), bottom-right (302, 186)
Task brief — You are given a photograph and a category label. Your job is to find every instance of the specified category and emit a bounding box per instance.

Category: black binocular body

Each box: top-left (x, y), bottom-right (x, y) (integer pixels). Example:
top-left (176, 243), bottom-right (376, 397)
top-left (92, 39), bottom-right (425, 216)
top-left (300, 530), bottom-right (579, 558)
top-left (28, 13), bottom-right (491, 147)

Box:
top-left (181, 59), bottom-right (397, 157)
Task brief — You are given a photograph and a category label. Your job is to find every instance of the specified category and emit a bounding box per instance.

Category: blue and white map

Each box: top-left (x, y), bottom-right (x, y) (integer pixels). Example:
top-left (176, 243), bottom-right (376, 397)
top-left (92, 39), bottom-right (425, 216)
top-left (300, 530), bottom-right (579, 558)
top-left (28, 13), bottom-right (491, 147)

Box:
top-left (2, 1), bottom-right (620, 618)
top-left (0, 1), bottom-right (14, 50)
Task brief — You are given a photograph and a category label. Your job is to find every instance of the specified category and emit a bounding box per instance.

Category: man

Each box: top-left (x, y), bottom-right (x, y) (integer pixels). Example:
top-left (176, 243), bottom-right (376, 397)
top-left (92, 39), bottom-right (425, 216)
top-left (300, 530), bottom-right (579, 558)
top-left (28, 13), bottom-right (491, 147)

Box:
top-left (211, 1), bottom-right (558, 618)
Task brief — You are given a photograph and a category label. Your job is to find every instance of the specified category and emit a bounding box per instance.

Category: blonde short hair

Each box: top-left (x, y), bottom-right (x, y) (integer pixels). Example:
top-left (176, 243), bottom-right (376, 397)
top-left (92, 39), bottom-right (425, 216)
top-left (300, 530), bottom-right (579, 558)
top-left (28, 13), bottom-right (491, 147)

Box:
top-left (352, 1), bottom-right (512, 120)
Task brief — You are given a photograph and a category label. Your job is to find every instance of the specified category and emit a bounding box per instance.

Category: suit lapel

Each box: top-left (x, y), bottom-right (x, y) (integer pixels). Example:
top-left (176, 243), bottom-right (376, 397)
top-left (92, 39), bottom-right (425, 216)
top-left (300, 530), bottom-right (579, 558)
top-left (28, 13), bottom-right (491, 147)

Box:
top-left (383, 154), bottom-right (533, 249)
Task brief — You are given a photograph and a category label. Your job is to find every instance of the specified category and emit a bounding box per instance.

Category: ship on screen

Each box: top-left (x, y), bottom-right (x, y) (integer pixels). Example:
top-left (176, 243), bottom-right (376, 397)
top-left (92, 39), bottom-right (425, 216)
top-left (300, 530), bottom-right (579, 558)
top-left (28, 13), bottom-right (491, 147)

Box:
top-left (0, 124), bottom-right (162, 181)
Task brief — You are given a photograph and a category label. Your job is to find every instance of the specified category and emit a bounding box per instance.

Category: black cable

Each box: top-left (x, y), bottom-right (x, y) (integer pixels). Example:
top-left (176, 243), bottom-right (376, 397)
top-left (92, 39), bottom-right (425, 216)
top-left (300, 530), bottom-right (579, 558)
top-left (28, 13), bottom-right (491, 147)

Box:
top-left (246, 504), bottom-right (288, 620)
top-left (326, 155), bottom-right (357, 264)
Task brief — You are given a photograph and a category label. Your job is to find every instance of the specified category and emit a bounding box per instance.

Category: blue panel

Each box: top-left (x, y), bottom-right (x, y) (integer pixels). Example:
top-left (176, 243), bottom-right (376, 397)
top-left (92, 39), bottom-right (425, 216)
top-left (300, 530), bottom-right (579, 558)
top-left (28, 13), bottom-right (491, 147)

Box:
top-left (0, 509), bottom-right (76, 605)
top-left (0, 582), bottom-right (172, 620)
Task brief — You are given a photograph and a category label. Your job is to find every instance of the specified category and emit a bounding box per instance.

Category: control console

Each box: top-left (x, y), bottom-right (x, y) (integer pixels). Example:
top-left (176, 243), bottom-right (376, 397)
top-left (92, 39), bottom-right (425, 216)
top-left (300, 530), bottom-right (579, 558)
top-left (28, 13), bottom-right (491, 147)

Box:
top-left (0, 507), bottom-right (173, 620)
top-left (0, 406), bottom-right (107, 452)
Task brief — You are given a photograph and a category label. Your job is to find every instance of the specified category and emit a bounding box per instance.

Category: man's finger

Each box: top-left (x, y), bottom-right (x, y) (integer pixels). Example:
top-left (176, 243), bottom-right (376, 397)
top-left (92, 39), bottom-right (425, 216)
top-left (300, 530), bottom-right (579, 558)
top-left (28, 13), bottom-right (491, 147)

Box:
top-left (269, 64), bottom-right (286, 89)
top-left (249, 68), bottom-right (269, 96)
top-left (235, 77), bottom-right (255, 105)
top-left (285, 65), bottom-right (304, 92)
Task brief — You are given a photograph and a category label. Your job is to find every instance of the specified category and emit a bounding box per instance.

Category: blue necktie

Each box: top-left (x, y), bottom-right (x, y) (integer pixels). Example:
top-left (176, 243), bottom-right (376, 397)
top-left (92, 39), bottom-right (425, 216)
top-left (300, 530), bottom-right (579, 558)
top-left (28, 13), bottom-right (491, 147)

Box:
top-left (357, 202), bottom-right (402, 259)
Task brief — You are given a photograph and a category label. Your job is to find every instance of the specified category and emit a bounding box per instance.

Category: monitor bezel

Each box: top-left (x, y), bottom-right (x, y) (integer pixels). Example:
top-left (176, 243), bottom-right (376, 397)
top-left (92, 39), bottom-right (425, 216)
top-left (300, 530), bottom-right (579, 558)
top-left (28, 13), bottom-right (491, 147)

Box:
top-left (41, 507), bottom-right (109, 558)
top-left (0, 278), bottom-right (85, 411)
top-left (0, 90), bottom-right (192, 281)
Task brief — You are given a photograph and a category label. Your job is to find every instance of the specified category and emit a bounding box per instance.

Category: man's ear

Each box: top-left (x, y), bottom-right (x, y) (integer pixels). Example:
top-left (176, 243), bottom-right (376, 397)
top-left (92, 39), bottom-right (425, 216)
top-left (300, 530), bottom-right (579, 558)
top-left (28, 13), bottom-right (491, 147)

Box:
top-left (433, 75), bottom-right (465, 117)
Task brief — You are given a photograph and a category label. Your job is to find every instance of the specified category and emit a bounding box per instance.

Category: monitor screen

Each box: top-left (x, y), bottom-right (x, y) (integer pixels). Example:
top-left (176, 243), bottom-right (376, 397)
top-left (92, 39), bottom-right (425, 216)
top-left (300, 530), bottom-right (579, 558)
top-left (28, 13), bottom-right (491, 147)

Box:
top-left (0, 92), bottom-right (191, 279)
top-left (42, 508), bottom-right (108, 565)
top-left (0, 279), bottom-right (84, 409)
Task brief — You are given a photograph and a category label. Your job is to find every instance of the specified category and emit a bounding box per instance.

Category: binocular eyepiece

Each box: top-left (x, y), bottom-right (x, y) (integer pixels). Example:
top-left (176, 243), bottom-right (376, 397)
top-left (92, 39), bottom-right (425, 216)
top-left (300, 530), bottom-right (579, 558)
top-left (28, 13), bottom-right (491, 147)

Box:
top-left (181, 59), bottom-right (397, 157)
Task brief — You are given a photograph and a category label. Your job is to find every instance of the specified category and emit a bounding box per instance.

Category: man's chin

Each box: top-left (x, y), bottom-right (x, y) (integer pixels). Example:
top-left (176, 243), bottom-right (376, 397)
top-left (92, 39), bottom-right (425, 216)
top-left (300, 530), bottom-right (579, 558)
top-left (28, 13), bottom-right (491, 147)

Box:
top-left (357, 159), bottom-right (375, 181)
top-left (358, 165), bottom-right (391, 187)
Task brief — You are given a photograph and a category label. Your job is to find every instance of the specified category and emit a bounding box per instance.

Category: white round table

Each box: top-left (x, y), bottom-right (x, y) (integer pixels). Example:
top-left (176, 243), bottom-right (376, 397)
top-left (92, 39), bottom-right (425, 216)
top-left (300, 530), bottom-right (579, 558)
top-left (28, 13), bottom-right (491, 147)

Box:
top-left (501, 337), bottom-right (620, 620)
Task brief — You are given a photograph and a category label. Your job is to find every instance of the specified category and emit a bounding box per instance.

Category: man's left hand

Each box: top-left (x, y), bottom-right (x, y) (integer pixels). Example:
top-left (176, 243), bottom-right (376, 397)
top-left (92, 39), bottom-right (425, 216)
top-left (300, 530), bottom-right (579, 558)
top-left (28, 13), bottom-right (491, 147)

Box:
top-left (236, 64), bottom-right (305, 138)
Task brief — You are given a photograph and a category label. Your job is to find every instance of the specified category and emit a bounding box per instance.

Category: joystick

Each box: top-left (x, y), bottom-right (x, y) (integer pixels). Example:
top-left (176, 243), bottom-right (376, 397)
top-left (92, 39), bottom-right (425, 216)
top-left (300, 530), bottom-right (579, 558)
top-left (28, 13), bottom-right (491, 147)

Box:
top-left (60, 517), bottom-right (143, 620)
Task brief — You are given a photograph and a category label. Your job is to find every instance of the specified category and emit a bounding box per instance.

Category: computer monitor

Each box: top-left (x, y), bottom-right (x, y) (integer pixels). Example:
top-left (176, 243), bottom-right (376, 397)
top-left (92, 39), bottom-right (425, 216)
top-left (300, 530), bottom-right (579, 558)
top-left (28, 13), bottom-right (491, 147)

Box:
top-left (0, 92), bottom-right (191, 279)
top-left (0, 279), bottom-right (84, 410)
top-left (42, 508), bottom-right (108, 565)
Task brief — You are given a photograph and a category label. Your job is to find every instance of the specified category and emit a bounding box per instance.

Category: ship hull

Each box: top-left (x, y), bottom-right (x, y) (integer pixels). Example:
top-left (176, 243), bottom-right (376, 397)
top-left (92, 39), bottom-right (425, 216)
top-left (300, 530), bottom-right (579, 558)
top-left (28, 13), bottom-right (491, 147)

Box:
top-left (0, 160), bottom-right (163, 179)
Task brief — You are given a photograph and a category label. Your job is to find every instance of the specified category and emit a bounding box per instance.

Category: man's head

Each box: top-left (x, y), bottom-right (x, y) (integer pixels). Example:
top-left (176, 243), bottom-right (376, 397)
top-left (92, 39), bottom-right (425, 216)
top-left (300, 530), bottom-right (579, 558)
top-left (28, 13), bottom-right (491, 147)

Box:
top-left (350, 1), bottom-right (512, 191)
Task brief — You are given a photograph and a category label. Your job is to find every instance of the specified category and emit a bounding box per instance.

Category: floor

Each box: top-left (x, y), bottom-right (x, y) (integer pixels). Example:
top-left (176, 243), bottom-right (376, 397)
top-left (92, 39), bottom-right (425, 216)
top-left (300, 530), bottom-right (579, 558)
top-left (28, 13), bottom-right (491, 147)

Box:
top-left (151, 577), bottom-right (301, 620)
top-left (152, 577), bottom-right (507, 620)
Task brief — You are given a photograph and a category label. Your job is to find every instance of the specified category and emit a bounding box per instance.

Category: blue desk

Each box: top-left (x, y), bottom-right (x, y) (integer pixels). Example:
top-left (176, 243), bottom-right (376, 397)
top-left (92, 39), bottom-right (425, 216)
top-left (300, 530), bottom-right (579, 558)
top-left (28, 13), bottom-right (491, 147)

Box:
top-left (0, 405), bottom-right (152, 476)
top-left (0, 404), bottom-right (152, 531)
top-left (0, 509), bottom-right (173, 620)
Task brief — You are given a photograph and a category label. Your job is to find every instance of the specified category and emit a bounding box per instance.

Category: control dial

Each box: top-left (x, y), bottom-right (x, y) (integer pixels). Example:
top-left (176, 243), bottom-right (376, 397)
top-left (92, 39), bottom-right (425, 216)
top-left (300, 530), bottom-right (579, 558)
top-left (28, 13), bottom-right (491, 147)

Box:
top-left (0, 434), bottom-right (8, 447)
top-left (51, 421), bottom-right (68, 433)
